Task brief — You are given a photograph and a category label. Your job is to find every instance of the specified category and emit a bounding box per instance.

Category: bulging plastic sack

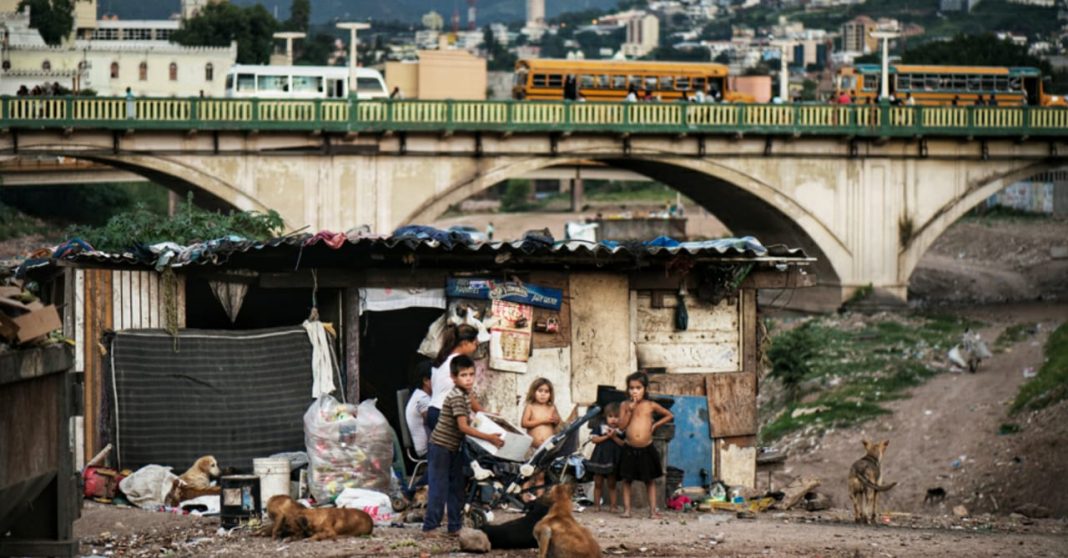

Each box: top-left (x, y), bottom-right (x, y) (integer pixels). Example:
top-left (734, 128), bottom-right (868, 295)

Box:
top-left (304, 396), bottom-right (394, 503)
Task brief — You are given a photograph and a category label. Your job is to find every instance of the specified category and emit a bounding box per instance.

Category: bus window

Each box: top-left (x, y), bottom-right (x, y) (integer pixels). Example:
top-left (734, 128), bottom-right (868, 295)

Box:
top-left (532, 74), bottom-right (548, 87)
top-left (659, 76), bottom-right (673, 90)
top-left (357, 76), bottom-right (385, 93)
top-left (709, 77), bottom-right (724, 96)
top-left (982, 76), bottom-right (995, 91)
top-left (896, 74), bottom-right (911, 91)
top-left (326, 78), bottom-right (344, 98)
top-left (579, 74), bottom-right (596, 89)
top-left (237, 73), bottom-right (255, 91)
top-left (645, 76), bottom-right (657, 90)
top-left (628, 75), bottom-right (643, 90)
top-left (293, 75), bottom-right (323, 93)
top-left (547, 74), bottom-right (564, 88)
top-left (676, 77), bottom-right (690, 90)
top-left (611, 75), bottom-right (627, 89)
top-left (258, 74), bottom-right (287, 92)
top-left (598, 75), bottom-right (609, 88)
top-left (693, 77), bottom-right (706, 89)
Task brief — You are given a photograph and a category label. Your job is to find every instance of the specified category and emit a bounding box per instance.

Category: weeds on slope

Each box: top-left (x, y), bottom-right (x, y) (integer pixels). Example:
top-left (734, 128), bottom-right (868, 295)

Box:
top-left (1012, 322), bottom-right (1068, 413)
top-left (760, 313), bottom-right (982, 443)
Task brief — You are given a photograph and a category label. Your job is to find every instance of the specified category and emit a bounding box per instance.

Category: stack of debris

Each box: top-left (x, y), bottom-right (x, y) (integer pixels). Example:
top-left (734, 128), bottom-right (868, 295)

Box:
top-left (0, 281), bottom-right (63, 352)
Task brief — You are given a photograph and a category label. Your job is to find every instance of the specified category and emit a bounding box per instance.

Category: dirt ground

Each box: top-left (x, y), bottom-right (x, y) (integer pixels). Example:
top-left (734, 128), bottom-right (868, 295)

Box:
top-left (772, 303), bottom-right (1068, 520)
top-left (73, 500), bottom-right (1068, 557)
top-left (907, 218), bottom-right (1068, 303)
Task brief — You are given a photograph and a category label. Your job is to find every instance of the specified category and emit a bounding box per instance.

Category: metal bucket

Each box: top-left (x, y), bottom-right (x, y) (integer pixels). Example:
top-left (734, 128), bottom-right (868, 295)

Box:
top-left (219, 475), bottom-right (260, 528)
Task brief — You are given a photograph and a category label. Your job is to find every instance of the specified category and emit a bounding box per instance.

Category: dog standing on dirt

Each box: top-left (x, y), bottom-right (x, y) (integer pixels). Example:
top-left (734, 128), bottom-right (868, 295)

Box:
top-left (848, 439), bottom-right (898, 524)
top-left (533, 484), bottom-right (601, 558)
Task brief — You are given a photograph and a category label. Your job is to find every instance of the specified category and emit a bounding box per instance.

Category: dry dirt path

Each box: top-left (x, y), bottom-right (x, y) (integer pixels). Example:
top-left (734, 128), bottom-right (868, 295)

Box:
top-left (74, 502), bottom-right (1067, 557)
top-left (776, 303), bottom-right (1068, 518)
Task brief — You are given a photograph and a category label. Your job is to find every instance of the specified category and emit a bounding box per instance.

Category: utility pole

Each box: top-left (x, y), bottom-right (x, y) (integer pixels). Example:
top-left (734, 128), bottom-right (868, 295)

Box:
top-left (337, 22), bottom-right (371, 97)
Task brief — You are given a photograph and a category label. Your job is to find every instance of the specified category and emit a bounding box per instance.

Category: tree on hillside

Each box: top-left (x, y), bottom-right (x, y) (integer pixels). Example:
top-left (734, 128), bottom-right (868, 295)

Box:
top-left (285, 0), bottom-right (311, 33)
top-left (902, 34), bottom-right (1053, 73)
top-left (18, 0), bottom-right (73, 46)
top-left (173, 2), bottom-right (278, 64)
top-left (483, 26), bottom-right (517, 71)
top-left (296, 33), bottom-right (338, 66)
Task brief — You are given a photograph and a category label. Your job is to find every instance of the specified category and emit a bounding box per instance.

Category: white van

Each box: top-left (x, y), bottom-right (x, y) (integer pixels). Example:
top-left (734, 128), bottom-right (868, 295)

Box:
top-left (224, 64), bottom-right (388, 100)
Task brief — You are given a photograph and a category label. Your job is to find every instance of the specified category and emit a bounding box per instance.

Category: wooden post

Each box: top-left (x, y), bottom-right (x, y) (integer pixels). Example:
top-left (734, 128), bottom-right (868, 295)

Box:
top-left (343, 288), bottom-right (360, 403)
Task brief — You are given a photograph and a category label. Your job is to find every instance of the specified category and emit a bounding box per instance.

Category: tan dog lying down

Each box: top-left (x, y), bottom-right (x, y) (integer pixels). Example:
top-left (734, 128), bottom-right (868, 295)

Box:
top-left (263, 495), bottom-right (374, 541)
top-left (534, 484), bottom-right (602, 558)
top-left (178, 455), bottom-right (221, 489)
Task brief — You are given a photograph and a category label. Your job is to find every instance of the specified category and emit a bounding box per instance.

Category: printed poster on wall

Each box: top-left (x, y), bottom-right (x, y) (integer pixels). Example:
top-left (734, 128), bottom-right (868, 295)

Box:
top-left (489, 299), bottom-right (533, 373)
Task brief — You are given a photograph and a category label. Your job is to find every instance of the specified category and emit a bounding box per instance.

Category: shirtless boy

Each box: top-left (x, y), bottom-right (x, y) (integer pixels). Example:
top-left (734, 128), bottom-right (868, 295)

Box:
top-left (617, 371), bottom-right (674, 518)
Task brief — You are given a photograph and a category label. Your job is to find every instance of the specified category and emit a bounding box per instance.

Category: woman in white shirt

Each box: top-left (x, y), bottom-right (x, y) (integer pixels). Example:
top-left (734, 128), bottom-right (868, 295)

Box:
top-left (427, 324), bottom-right (484, 433)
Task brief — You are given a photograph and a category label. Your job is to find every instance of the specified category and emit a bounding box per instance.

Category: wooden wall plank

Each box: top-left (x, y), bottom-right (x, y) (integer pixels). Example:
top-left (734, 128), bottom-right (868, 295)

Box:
top-left (741, 288), bottom-right (757, 375)
top-left (647, 373), bottom-right (706, 397)
top-left (570, 273), bottom-right (631, 405)
top-left (342, 288), bottom-right (360, 404)
top-left (704, 372), bottom-right (757, 438)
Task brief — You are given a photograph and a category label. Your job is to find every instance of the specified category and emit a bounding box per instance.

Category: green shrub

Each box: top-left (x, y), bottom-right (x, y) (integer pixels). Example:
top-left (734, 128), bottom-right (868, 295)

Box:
top-left (767, 322), bottom-right (818, 402)
top-left (500, 180), bottom-right (533, 212)
top-left (1012, 322), bottom-right (1068, 413)
top-left (70, 193), bottom-right (284, 252)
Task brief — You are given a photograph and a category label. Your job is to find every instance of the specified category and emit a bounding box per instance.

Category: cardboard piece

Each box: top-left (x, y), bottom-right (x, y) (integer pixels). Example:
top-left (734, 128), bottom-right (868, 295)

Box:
top-left (467, 412), bottom-right (533, 462)
top-left (11, 304), bottom-right (62, 343)
top-left (0, 286), bottom-right (24, 298)
top-left (0, 311), bottom-right (19, 340)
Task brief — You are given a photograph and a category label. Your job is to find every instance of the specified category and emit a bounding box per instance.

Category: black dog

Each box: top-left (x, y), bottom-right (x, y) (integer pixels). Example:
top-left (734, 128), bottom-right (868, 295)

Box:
top-left (478, 500), bottom-right (551, 549)
top-left (924, 487), bottom-right (947, 505)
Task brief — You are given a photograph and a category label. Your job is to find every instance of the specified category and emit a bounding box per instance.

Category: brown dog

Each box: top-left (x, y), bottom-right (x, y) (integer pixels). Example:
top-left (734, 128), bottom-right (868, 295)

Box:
top-left (848, 439), bottom-right (897, 524)
top-left (533, 484), bottom-right (601, 558)
top-left (263, 494), bottom-right (306, 539)
top-left (298, 506), bottom-right (374, 541)
top-left (179, 455), bottom-right (221, 490)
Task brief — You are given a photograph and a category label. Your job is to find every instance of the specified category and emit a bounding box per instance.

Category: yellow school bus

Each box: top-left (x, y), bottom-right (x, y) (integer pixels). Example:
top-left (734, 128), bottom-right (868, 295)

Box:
top-left (835, 64), bottom-right (1066, 106)
top-left (513, 59), bottom-right (755, 102)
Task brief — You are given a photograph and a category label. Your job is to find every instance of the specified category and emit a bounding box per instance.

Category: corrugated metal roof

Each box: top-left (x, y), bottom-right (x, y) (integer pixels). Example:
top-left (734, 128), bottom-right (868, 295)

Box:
top-left (45, 232), bottom-right (811, 272)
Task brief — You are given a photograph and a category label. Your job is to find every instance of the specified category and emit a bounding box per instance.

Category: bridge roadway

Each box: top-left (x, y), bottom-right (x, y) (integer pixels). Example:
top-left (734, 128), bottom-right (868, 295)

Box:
top-left (3, 96), bottom-right (1067, 307)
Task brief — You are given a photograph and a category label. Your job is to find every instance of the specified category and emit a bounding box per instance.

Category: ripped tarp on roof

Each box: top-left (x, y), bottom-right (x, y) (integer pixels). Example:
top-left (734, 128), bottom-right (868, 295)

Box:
top-left (44, 229), bottom-right (811, 273)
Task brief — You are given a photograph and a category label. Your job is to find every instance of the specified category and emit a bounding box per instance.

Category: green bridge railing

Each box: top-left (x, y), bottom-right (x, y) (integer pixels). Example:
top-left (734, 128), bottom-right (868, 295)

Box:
top-left (3, 96), bottom-right (1068, 138)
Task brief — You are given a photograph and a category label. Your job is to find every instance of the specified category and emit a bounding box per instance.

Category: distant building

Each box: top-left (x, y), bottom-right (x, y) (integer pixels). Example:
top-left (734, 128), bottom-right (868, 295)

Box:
top-left (840, 16), bottom-right (875, 54)
top-left (1007, 0), bottom-right (1053, 5)
top-left (527, 0), bottom-right (546, 27)
top-left (0, 0), bottom-right (236, 96)
top-left (181, 0), bottom-right (225, 20)
top-left (939, 0), bottom-right (982, 12)
top-left (622, 14), bottom-right (659, 57)
top-left (384, 49), bottom-right (486, 100)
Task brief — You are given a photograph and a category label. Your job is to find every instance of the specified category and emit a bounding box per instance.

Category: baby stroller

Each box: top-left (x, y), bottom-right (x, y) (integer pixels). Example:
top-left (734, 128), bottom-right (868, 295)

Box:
top-left (462, 405), bottom-right (601, 527)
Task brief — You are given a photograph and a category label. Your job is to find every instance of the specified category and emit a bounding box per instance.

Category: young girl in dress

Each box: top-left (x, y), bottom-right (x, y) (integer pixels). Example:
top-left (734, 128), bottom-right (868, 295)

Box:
top-left (587, 401), bottom-right (624, 512)
top-left (521, 377), bottom-right (560, 499)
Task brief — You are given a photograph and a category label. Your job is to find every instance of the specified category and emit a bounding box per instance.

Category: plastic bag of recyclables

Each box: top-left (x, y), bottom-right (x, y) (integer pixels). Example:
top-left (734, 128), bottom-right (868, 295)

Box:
top-left (304, 395), bottom-right (394, 503)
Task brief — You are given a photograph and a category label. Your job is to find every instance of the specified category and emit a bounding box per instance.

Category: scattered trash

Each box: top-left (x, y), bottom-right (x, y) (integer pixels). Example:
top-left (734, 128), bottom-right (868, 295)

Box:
top-left (953, 505), bottom-right (970, 518)
top-left (1014, 503), bottom-right (1051, 519)
top-left (1022, 367), bottom-right (1037, 378)
top-left (790, 406), bottom-right (829, 419)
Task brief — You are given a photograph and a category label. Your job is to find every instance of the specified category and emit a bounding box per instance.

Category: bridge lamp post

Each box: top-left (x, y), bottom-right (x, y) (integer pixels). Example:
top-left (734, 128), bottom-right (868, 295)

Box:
top-left (870, 30), bottom-right (899, 103)
top-left (273, 32), bottom-right (306, 65)
top-left (337, 22), bottom-right (371, 97)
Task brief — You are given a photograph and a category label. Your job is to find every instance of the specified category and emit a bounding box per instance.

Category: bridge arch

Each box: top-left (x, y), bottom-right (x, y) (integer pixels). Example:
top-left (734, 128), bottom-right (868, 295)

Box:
top-left (403, 150), bottom-right (848, 295)
top-left (10, 141), bottom-right (273, 216)
top-left (899, 159), bottom-right (1061, 286)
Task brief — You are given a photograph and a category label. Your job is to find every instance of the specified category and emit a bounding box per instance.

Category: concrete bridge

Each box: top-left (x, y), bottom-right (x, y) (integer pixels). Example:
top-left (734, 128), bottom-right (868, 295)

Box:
top-left (3, 95), bottom-right (1067, 306)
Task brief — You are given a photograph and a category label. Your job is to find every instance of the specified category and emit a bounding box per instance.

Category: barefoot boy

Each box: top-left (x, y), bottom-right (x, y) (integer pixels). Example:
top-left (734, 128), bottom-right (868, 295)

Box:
top-left (617, 371), bottom-right (673, 518)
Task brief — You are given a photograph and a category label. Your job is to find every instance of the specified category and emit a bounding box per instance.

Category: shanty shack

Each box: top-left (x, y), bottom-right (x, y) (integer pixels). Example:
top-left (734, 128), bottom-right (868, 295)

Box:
top-left (24, 231), bottom-right (813, 491)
